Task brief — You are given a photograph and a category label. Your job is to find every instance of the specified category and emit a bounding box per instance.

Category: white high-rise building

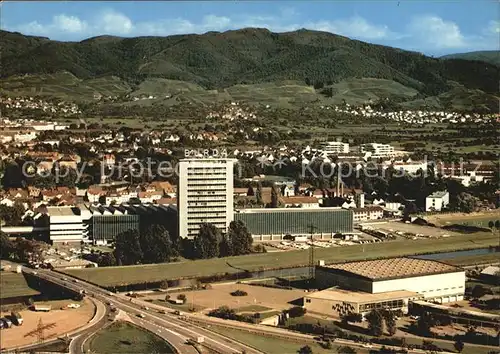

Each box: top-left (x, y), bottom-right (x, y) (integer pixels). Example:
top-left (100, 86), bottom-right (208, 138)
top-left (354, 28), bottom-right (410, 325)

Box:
top-left (320, 141), bottom-right (350, 155)
top-left (47, 206), bottom-right (87, 243)
top-left (360, 143), bottom-right (395, 157)
top-left (178, 158), bottom-right (236, 239)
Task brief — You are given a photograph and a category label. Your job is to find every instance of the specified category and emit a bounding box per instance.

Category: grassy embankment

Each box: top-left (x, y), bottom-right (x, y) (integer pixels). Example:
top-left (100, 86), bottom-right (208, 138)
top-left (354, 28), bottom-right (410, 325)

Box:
top-left (61, 232), bottom-right (498, 287)
top-left (87, 321), bottom-right (174, 354)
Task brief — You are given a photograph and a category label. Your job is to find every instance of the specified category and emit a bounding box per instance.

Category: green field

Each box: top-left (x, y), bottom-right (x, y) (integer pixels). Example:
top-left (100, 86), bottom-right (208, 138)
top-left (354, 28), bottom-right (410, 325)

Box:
top-left (88, 321), bottom-right (174, 354)
top-left (458, 217), bottom-right (500, 228)
top-left (208, 325), bottom-right (362, 354)
top-left (0, 273), bottom-right (40, 299)
top-left (61, 232), bottom-right (498, 287)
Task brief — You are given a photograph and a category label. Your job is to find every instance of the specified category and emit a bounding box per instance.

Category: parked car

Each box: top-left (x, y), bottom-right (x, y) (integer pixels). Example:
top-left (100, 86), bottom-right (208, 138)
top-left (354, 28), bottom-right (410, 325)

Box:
top-left (1, 318), bottom-right (12, 328)
top-left (10, 312), bottom-right (23, 326)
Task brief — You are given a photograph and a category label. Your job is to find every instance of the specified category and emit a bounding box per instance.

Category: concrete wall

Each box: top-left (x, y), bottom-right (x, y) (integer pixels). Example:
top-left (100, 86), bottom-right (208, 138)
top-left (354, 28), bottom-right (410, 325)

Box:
top-left (372, 271), bottom-right (466, 303)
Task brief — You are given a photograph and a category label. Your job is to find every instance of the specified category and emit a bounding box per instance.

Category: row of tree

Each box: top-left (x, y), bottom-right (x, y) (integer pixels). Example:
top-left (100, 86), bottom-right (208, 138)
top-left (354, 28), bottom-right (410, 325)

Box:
top-left (192, 220), bottom-right (254, 259)
top-left (112, 220), bottom-right (255, 265)
top-left (1, 232), bottom-right (46, 263)
top-left (114, 224), bottom-right (179, 266)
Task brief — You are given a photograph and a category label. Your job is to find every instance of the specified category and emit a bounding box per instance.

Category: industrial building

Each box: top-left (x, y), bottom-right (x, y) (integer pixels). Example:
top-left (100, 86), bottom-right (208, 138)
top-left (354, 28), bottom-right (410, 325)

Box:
top-left (234, 207), bottom-right (354, 240)
top-left (305, 257), bottom-right (466, 317)
top-left (46, 206), bottom-right (87, 243)
top-left (177, 158), bottom-right (237, 239)
top-left (42, 204), bottom-right (176, 244)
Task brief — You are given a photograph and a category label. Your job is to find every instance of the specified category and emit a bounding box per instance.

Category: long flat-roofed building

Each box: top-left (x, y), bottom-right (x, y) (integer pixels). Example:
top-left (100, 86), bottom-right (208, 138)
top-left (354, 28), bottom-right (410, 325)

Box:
top-left (315, 258), bottom-right (466, 304)
top-left (178, 158), bottom-right (237, 239)
top-left (234, 207), bottom-right (354, 240)
top-left (304, 288), bottom-right (423, 317)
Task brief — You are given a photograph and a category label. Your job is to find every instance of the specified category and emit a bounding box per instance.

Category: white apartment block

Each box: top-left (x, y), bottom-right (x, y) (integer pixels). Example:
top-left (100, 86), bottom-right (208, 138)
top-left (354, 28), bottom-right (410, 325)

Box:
top-left (389, 161), bottom-right (428, 174)
top-left (14, 131), bottom-right (37, 143)
top-left (321, 141), bottom-right (350, 155)
top-left (360, 143), bottom-right (395, 157)
top-left (178, 158), bottom-right (236, 239)
top-left (425, 191), bottom-right (450, 211)
top-left (47, 206), bottom-right (87, 243)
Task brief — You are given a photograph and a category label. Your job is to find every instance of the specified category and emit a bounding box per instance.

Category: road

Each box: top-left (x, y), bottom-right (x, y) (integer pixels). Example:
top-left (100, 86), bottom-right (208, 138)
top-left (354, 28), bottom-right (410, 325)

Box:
top-left (23, 267), bottom-right (262, 354)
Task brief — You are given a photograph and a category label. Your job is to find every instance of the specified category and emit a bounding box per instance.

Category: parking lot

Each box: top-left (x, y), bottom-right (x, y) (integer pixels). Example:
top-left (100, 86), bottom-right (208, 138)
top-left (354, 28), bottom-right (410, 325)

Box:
top-left (0, 299), bottom-right (95, 350)
top-left (360, 220), bottom-right (460, 239)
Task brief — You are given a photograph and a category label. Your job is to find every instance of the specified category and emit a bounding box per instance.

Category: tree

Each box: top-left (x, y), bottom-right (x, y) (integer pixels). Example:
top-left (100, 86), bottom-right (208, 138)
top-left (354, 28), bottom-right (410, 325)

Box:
top-left (140, 224), bottom-right (173, 264)
top-left (455, 192), bottom-right (479, 213)
top-left (1, 160), bottom-right (24, 189)
top-left (219, 234), bottom-right (232, 257)
top-left (177, 294), bottom-right (187, 304)
top-left (270, 183), bottom-right (280, 208)
top-left (12, 237), bottom-right (46, 263)
top-left (159, 280), bottom-right (169, 290)
top-left (422, 339), bottom-right (438, 352)
top-left (471, 284), bottom-right (487, 300)
top-left (337, 346), bottom-right (356, 354)
top-left (402, 202), bottom-right (418, 220)
top-left (0, 231), bottom-right (13, 259)
top-left (454, 338), bottom-right (464, 353)
top-left (98, 252), bottom-right (117, 267)
top-left (341, 312), bottom-right (363, 324)
top-left (365, 309), bottom-right (384, 336)
top-left (165, 294), bottom-right (171, 302)
top-left (55, 166), bottom-right (78, 187)
top-left (288, 306), bottom-right (307, 318)
top-left (298, 345), bottom-right (313, 354)
top-left (193, 223), bottom-right (221, 259)
top-left (0, 203), bottom-right (25, 226)
top-left (227, 220), bottom-right (253, 256)
top-left (416, 312), bottom-right (435, 336)
top-left (114, 229), bottom-right (143, 265)
top-left (255, 182), bottom-right (263, 206)
top-left (383, 310), bottom-right (397, 336)
top-left (247, 185), bottom-right (255, 196)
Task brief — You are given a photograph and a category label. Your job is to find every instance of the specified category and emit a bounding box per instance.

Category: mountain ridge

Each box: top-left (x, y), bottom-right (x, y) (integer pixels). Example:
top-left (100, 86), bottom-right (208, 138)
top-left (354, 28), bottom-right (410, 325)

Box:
top-left (0, 28), bottom-right (498, 111)
top-left (441, 50), bottom-right (500, 67)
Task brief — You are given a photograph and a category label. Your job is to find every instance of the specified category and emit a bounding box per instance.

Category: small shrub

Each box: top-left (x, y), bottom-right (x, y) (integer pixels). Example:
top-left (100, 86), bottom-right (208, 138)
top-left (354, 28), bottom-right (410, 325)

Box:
top-left (230, 289), bottom-right (248, 296)
top-left (288, 306), bottom-right (306, 318)
top-left (177, 294), bottom-right (187, 303)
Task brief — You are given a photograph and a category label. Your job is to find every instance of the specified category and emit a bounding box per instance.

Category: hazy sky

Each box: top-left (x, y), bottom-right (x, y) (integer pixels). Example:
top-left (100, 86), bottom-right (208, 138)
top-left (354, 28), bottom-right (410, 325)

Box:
top-left (2, 1), bottom-right (499, 55)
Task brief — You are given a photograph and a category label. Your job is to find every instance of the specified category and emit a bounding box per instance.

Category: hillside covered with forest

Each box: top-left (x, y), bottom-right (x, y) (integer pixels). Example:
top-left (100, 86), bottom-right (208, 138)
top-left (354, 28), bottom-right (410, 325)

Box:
top-left (0, 28), bottom-right (498, 111)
